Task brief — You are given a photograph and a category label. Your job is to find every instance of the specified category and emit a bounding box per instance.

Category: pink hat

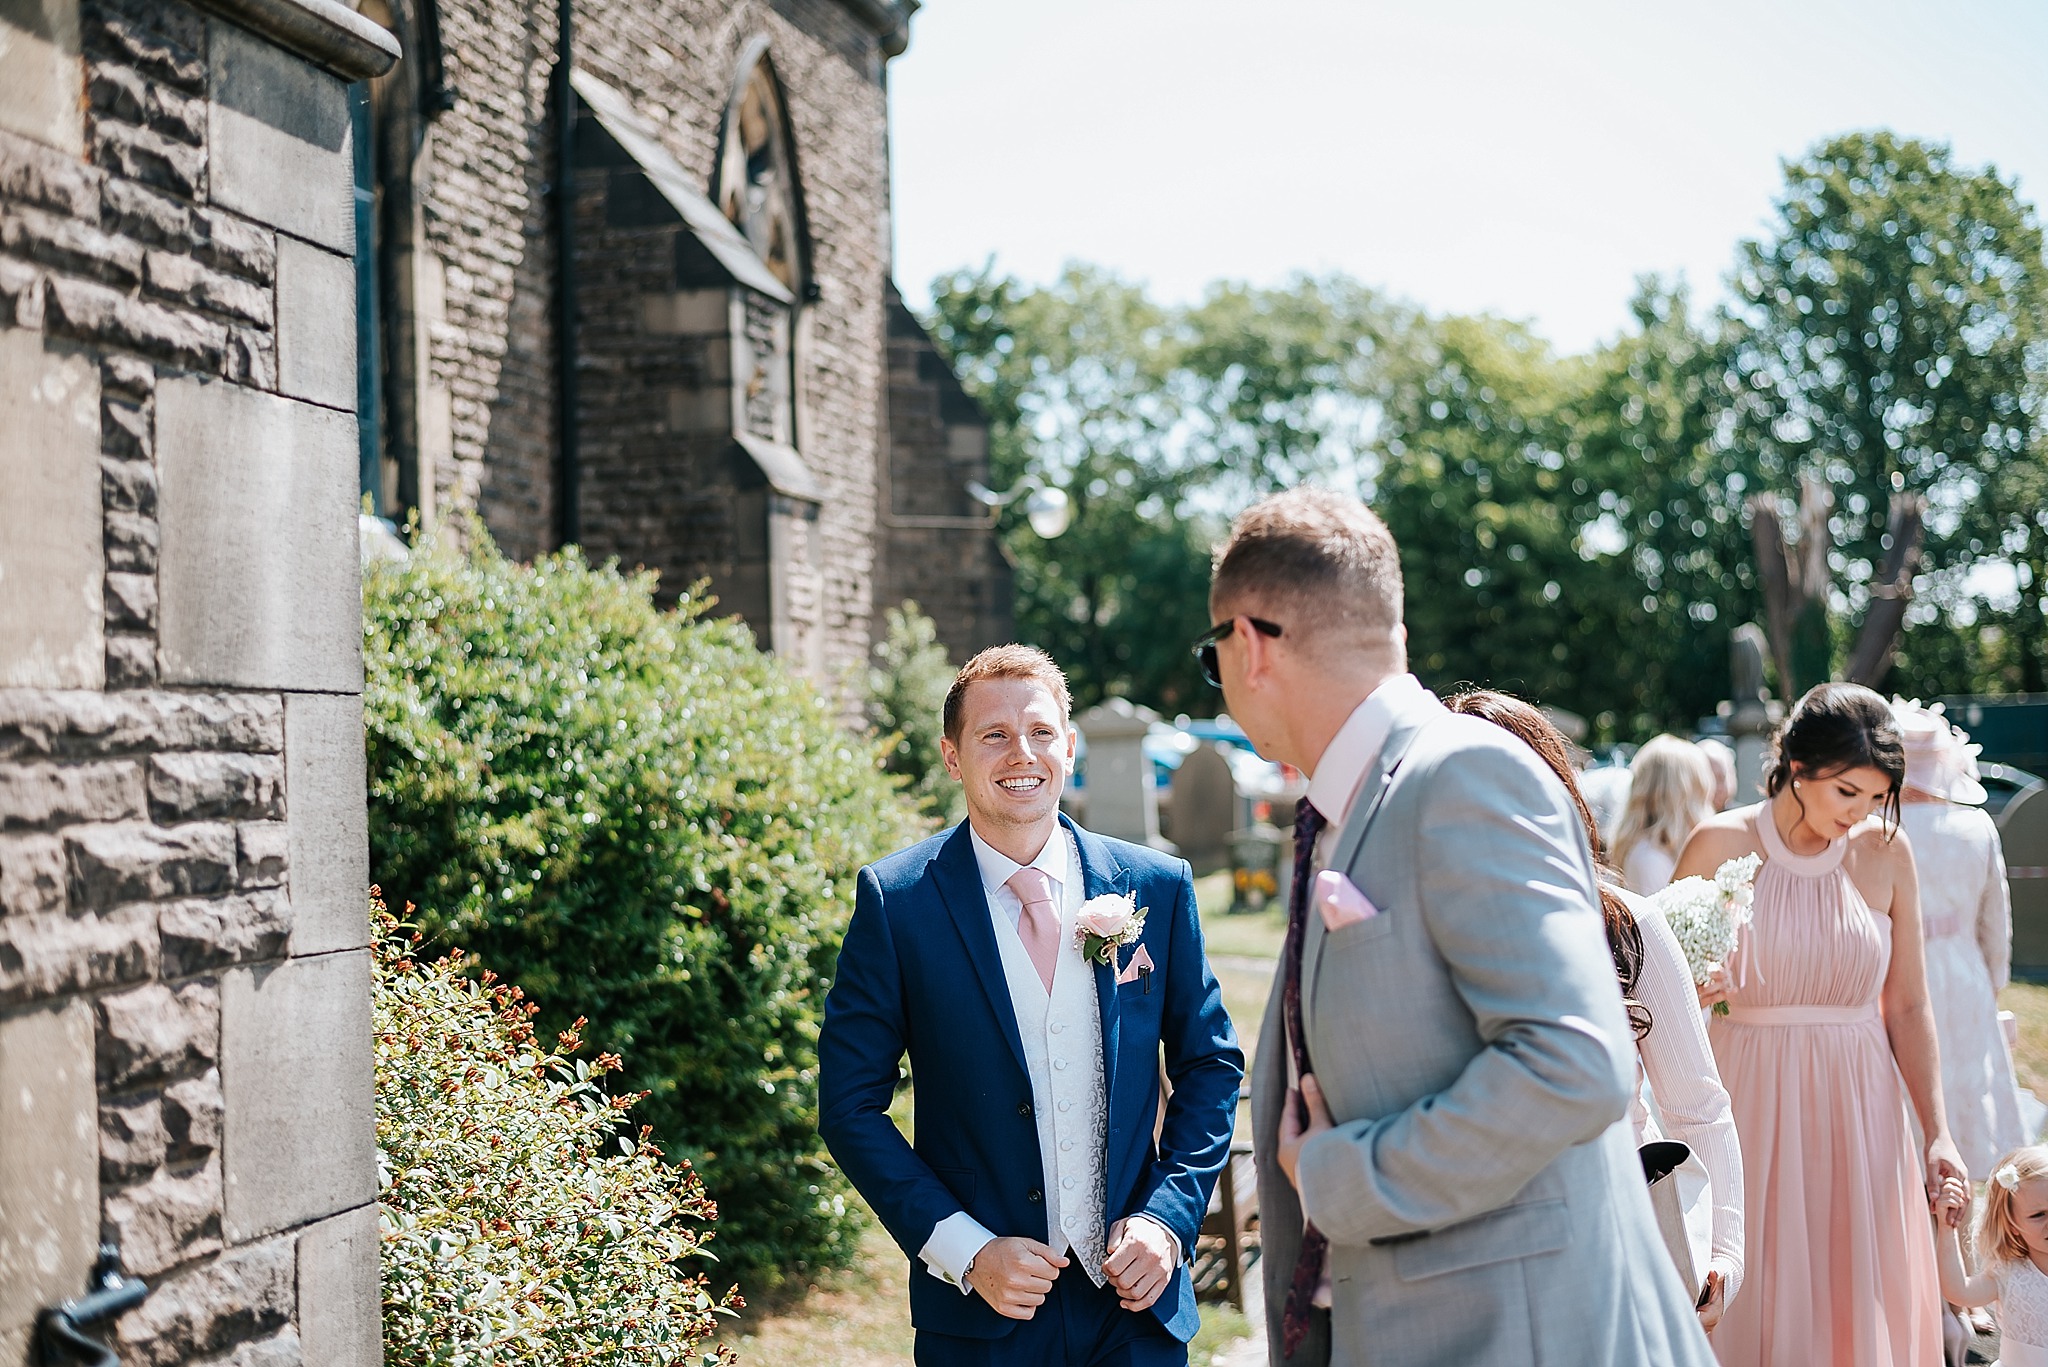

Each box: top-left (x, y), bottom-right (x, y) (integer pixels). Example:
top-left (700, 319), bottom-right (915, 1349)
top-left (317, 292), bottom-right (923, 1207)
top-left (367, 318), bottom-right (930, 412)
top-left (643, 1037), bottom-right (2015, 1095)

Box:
top-left (1890, 697), bottom-right (1986, 805)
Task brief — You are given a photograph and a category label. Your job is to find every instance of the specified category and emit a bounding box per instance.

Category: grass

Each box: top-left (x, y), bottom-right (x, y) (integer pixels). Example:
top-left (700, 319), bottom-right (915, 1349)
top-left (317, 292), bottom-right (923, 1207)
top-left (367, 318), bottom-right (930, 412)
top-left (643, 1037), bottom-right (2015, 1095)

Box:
top-left (1999, 980), bottom-right (2048, 1097)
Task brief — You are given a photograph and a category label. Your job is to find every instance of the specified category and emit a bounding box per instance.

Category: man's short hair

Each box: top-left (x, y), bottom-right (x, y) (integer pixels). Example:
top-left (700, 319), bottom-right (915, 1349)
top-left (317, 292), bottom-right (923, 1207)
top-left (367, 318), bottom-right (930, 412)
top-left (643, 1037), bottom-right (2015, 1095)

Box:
top-left (943, 645), bottom-right (1073, 743)
top-left (1210, 487), bottom-right (1404, 651)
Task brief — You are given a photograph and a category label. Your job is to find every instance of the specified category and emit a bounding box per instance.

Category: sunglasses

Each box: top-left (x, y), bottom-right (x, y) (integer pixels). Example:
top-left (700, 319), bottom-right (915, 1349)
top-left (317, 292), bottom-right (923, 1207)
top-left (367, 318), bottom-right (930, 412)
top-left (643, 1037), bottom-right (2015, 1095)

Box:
top-left (1192, 616), bottom-right (1283, 688)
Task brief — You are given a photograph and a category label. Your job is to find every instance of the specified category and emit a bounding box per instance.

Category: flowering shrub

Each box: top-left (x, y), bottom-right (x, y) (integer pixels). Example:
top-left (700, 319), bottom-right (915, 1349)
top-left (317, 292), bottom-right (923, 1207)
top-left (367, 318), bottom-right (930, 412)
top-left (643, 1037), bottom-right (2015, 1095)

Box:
top-left (363, 526), bottom-right (929, 1289)
top-left (375, 898), bottom-right (738, 1363)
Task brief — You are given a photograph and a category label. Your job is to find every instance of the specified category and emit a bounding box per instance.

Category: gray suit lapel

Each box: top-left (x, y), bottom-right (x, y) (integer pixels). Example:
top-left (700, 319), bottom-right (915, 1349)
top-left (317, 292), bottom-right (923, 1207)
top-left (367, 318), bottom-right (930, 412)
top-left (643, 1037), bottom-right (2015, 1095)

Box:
top-left (1300, 706), bottom-right (1440, 1031)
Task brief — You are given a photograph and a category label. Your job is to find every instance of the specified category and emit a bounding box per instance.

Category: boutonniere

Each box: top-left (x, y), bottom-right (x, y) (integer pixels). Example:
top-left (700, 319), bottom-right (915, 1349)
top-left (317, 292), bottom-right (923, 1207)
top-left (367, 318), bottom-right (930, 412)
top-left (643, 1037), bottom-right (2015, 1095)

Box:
top-left (1075, 892), bottom-right (1147, 968)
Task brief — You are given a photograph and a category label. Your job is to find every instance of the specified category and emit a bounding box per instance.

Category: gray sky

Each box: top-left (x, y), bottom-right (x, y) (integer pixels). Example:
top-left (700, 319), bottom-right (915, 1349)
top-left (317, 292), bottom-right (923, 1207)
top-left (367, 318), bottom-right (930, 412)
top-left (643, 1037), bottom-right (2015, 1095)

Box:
top-left (887, 0), bottom-right (2048, 355)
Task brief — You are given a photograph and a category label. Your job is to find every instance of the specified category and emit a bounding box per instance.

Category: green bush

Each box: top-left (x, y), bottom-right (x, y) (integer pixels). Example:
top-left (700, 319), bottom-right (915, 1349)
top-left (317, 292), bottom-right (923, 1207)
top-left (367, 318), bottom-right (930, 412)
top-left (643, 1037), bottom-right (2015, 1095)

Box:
top-left (363, 527), bottom-right (928, 1291)
top-left (865, 602), bottom-right (965, 825)
top-left (376, 896), bottom-right (737, 1364)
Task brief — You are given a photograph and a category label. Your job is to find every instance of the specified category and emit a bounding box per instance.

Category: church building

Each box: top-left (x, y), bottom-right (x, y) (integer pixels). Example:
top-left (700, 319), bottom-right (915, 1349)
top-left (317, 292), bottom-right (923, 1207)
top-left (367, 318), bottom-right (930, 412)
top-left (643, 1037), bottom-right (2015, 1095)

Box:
top-left (350, 0), bottom-right (1012, 676)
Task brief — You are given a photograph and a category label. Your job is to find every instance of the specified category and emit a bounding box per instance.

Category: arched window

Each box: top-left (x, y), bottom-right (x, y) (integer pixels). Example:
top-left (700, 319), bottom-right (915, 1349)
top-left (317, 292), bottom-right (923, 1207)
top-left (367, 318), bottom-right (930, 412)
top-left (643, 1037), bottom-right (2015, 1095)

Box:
top-left (715, 49), bottom-right (806, 296)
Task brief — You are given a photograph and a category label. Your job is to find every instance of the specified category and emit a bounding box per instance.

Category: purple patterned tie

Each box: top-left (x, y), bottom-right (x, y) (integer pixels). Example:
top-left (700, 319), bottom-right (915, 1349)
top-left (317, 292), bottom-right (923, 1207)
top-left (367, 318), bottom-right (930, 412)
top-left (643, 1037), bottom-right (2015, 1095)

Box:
top-left (1281, 796), bottom-right (1328, 1358)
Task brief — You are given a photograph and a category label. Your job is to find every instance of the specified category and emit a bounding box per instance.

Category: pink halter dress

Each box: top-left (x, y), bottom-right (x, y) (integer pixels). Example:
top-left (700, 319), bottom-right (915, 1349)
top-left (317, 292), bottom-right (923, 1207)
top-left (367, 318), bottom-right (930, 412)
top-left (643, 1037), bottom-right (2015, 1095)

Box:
top-left (1706, 808), bottom-right (1942, 1366)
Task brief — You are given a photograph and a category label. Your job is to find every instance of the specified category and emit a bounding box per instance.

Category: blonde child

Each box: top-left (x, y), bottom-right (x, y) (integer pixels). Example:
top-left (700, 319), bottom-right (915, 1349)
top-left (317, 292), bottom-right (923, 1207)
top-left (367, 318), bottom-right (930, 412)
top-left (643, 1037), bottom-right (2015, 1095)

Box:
top-left (1934, 1144), bottom-right (2048, 1366)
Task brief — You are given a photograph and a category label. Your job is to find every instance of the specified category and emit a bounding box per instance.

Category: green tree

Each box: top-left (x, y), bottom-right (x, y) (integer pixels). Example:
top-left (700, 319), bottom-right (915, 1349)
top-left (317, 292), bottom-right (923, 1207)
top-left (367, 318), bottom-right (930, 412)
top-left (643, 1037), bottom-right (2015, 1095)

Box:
top-left (1728, 132), bottom-right (2048, 692)
top-left (363, 526), bottom-right (927, 1293)
top-left (928, 264), bottom-right (1218, 712)
top-left (866, 601), bottom-right (965, 823)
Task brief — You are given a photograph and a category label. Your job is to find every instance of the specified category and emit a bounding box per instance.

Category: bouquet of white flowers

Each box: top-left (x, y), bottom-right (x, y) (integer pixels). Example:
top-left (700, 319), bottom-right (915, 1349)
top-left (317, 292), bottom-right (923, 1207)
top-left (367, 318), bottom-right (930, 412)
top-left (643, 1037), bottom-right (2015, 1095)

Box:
top-left (1647, 853), bottom-right (1762, 1015)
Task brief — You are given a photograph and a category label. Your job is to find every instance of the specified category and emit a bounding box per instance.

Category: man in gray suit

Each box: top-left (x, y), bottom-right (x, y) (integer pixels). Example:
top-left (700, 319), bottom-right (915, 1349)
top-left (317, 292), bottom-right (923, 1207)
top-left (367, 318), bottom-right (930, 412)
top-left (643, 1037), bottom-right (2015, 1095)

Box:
top-left (1198, 488), bottom-right (1717, 1365)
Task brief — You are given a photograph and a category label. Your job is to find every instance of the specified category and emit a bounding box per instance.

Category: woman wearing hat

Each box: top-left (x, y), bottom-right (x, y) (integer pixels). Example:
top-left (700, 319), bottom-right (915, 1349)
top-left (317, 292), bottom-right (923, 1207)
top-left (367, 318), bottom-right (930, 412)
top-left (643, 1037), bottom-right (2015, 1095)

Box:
top-left (1894, 696), bottom-right (2028, 1177)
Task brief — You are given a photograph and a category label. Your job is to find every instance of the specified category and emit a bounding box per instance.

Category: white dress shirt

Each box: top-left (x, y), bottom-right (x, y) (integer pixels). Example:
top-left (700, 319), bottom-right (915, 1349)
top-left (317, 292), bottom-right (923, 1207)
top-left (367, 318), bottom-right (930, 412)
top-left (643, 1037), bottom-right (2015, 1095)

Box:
top-left (918, 822), bottom-right (1179, 1293)
top-left (1305, 673), bottom-right (1441, 840)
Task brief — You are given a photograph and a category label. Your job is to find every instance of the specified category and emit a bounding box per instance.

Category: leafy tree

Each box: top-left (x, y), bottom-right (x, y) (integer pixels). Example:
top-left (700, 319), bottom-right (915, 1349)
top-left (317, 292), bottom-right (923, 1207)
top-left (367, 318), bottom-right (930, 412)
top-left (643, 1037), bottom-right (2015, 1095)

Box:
top-left (1728, 132), bottom-right (2048, 692)
top-left (363, 525), bottom-right (927, 1293)
top-left (866, 602), bottom-right (965, 823)
top-left (928, 265), bottom-right (1219, 712)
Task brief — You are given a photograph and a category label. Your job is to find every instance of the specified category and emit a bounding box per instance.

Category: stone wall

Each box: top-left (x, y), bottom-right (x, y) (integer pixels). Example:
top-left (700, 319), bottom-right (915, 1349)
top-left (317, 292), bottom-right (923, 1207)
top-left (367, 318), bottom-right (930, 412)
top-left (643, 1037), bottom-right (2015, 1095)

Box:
top-left (875, 283), bottom-right (1015, 659)
top-left (0, 1), bottom-right (391, 1362)
top-left (385, 0), bottom-right (997, 682)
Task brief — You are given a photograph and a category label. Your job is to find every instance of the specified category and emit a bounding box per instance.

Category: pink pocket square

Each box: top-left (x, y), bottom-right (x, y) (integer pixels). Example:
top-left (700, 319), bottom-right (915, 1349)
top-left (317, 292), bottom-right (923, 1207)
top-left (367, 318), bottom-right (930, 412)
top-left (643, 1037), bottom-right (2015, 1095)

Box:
top-left (1315, 869), bottom-right (1379, 931)
top-left (1116, 943), bottom-right (1155, 984)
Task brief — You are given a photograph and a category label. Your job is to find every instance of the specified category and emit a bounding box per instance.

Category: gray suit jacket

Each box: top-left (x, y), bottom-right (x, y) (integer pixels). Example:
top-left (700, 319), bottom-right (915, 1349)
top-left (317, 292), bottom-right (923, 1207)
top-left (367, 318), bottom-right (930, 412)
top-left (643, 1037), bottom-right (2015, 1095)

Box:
top-left (1252, 697), bottom-right (1718, 1366)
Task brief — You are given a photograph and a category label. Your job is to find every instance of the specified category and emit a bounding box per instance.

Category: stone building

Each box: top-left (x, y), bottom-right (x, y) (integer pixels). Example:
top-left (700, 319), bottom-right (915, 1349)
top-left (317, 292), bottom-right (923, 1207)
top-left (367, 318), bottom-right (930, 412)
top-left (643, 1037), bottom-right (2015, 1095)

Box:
top-left (352, 0), bottom-right (1010, 675)
top-left (0, 0), bottom-right (388, 1361)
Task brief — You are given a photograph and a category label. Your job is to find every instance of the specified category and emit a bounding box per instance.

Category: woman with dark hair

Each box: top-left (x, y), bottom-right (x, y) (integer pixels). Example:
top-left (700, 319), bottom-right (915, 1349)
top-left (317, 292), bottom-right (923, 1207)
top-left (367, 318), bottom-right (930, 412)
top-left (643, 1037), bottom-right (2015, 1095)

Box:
top-left (1672, 681), bottom-right (1957, 1365)
top-left (1447, 691), bottom-right (1744, 1329)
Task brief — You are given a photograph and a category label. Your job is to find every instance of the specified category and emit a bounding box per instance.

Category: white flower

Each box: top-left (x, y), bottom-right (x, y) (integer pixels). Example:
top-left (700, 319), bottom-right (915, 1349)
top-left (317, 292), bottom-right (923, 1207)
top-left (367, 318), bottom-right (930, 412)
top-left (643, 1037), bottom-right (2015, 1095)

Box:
top-left (1074, 892), bottom-right (1147, 966)
top-left (1076, 892), bottom-right (1141, 942)
top-left (1996, 1163), bottom-right (2022, 1191)
top-left (1649, 855), bottom-right (1763, 988)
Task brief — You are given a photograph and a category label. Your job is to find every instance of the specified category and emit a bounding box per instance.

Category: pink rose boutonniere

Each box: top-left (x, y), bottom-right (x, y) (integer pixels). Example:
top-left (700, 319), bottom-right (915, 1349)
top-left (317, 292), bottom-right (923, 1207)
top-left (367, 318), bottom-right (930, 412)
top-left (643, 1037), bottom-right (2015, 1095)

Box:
top-left (1075, 892), bottom-right (1147, 968)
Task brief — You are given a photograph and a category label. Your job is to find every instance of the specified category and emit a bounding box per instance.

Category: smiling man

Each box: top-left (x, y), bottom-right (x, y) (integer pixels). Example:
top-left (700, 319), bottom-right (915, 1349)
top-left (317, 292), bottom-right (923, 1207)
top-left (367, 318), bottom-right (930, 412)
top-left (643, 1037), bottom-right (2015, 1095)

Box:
top-left (821, 645), bottom-right (1242, 1366)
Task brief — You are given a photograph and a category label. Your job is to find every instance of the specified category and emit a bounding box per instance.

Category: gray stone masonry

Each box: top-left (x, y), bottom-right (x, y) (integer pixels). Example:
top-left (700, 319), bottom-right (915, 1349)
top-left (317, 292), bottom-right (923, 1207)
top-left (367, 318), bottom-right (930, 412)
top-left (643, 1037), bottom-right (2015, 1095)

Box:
top-left (0, 0), bottom-right (391, 1362)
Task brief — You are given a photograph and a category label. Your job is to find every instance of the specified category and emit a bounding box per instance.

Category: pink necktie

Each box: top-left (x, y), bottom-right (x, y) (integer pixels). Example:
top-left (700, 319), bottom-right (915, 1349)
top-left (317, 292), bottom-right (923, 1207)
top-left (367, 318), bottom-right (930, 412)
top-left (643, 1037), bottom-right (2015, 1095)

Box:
top-left (1007, 866), bottom-right (1060, 992)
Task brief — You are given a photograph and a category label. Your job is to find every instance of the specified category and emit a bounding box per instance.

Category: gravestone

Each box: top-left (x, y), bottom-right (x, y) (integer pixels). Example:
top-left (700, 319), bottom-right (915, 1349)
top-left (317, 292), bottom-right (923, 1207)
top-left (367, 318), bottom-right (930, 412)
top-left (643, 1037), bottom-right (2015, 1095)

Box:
top-left (1076, 698), bottom-right (1174, 852)
top-left (1727, 624), bottom-right (1776, 803)
top-left (1171, 744), bottom-right (1236, 876)
top-left (2002, 784), bottom-right (2048, 977)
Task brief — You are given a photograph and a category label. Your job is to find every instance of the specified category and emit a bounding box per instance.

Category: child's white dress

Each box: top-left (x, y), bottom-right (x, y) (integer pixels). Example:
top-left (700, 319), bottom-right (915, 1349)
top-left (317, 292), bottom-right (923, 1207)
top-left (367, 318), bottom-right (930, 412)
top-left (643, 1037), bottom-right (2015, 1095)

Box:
top-left (1998, 1257), bottom-right (2048, 1367)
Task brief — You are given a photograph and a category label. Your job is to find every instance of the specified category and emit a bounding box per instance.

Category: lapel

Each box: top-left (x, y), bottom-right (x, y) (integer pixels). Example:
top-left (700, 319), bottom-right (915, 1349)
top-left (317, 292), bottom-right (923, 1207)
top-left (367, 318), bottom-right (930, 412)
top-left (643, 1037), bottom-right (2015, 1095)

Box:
top-left (1300, 700), bottom-right (1443, 1031)
top-left (928, 822), bottom-right (1030, 1080)
top-left (1065, 814), bottom-right (1132, 1112)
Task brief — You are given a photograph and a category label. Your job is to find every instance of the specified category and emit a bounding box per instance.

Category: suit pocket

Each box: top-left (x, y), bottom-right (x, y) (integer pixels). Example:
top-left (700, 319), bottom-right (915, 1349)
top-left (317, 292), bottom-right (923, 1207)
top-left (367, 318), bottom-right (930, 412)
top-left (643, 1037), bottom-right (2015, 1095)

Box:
top-left (1323, 906), bottom-right (1398, 951)
top-left (929, 1165), bottom-right (977, 1205)
top-left (1390, 1197), bottom-right (1568, 1281)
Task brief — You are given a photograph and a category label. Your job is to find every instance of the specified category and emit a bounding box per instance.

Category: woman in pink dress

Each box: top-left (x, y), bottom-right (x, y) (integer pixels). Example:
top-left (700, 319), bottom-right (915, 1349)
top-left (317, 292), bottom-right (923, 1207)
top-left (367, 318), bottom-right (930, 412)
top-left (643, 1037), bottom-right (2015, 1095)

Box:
top-left (1674, 682), bottom-right (1960, 1366)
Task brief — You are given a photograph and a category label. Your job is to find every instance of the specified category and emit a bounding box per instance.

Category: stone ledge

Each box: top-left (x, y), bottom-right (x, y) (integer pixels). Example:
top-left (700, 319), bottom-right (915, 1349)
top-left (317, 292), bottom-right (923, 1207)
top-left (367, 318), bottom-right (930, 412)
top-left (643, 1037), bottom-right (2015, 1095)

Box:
top-left (189, 0), bottom-right (399, 82)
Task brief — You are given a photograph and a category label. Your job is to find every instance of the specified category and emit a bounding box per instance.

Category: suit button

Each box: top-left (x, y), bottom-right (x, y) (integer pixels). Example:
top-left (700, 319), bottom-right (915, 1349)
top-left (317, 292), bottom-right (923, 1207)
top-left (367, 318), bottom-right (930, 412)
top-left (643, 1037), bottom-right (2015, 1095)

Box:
top-left (1053, 1059), bottom-right (1068, 1071)
top-left (1017, 1102), bottom-right (1033, 1117)
top-left (1027, 1188), bottom-right (1043, 1204)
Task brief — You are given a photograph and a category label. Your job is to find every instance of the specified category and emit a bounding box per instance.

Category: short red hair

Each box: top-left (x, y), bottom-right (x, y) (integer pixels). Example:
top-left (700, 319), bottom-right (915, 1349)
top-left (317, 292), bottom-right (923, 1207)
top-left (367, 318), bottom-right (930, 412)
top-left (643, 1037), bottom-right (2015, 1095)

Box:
top-left (943, 645), bottom-right (1072, 743)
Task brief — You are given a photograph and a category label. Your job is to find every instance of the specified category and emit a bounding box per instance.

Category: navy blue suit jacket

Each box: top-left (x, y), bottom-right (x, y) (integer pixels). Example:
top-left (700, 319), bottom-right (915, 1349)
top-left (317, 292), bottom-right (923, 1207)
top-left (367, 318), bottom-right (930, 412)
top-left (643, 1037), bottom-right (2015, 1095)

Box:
top-left (819, 815), bottom-right (1243, 1343)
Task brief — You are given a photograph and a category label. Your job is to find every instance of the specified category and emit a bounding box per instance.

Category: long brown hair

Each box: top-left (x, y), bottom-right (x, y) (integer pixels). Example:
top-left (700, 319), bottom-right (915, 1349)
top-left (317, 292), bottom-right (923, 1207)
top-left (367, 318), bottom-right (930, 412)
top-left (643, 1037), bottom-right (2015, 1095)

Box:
top-left (1446, 689), bottom-right (1652, 1040)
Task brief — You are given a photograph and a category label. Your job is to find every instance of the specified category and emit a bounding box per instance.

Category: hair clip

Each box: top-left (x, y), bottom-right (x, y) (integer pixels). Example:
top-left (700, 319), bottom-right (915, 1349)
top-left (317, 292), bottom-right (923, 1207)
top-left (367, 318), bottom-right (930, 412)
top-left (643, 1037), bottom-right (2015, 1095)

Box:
top-left (1996, 1163), bottom-right (2021, 1191)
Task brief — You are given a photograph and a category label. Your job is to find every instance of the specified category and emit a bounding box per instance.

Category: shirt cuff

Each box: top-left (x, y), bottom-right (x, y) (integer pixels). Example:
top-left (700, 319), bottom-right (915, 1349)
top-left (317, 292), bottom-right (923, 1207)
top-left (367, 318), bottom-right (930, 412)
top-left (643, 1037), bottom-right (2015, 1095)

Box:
top-left (920, 1211), bottom-right (998, 1293)
top-left (1126, 1212), bottom-right (1183, 1266)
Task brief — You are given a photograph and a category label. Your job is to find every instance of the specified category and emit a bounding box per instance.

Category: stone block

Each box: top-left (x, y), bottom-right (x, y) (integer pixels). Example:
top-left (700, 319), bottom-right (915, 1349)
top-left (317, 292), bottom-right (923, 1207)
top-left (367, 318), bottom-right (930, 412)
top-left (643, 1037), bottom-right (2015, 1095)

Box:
top-left (116, 1235), bottom-right (294, 1367)
top-left (103, 451), bottom-right (157, 508)
top-left (0, 998), bottom-right (97, 1341)
top-left (104, 1154), bottom-right (223, 1276)
top-left (0, 903), bottom-right (157, 1007)
top-left (237, 821), bottom-right (288, 888)
top-left (0, 759), bottom-right (146, 829)
top-left (105, 569), bottom-right (159, 629)
top-left (276, 236), bottom-right (355, 409)
top-left (103, 352), bottom-right (153, 399)
top-left (150, 752), bottom-right (286, 823)
top-left (156, 376), bottom-right (363, 692)
top-left (66, 820), bottom-right (236, 908)
top-left (0, 200), bottom-right (144, 285)
top-left (146, 249), bottom-right (274, 327)
top-left (45, 273), bottom-right (227, 370)
top-left (0, 126), bottom-right (98, 217)
top-left (160, 890), bottom-right (291, 974)
top-left (230, 1330), bottom-right (305, 1367)
top-left (92, 116), bottom-right (205, 197)
top-left (98, 979), bottom-right (218, 1089)
top-left (164, 1067), bottom-right (223, 1163)
top-left (106, 632), bottom-right (158, 688)
top-left (106, 509), bottom-right (160, 572)
top-left (0, 831), bottom-right (66, 914)
top-left (208, 18), bottom-right (352, 252)
top-left (221, 950), bottom-right (374, 1240)
top-left (0, 689), bottom-right (283, 760)
top-left (101, 1092), bottom-right (168, 1184)
top-left (296, 1203), bottom-right (379, 1367)
top-left (286, 694), bottom-right (368, 955)
top-left (84, 1), bottom-right (205, 93)
top-left (0, 326), bottom-right (104, 689)
top-left (0, 0), bottom-right (84, 155)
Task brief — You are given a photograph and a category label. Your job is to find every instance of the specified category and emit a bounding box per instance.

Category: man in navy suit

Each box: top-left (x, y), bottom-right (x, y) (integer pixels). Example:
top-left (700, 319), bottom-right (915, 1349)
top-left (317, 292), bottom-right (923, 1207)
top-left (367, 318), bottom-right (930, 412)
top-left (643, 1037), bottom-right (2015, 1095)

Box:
top-left (821, 645), bottom-right (1243, 1365)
